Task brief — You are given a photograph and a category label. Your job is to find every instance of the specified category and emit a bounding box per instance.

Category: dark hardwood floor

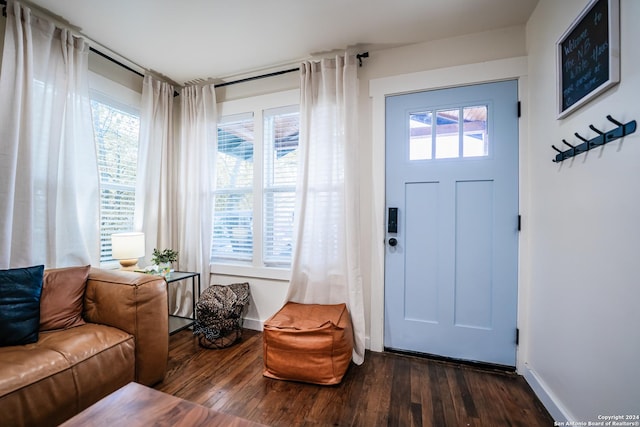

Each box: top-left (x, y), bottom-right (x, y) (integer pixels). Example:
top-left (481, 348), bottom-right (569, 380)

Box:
top-left (154, 329), bottom-right (553, 427)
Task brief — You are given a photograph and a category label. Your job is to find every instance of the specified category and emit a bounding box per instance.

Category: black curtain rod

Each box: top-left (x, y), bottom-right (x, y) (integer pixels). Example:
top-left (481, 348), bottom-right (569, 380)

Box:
top-left (89, 47), bottom-right (144, 78)
top-left (90, 47), bottom-right (180, 96)
top-left (89, 47), bottom-right (369, 93)
top-left (215, 67), bottom-right (299, 88)
top-left (216, 52), bottom-right (369, 89)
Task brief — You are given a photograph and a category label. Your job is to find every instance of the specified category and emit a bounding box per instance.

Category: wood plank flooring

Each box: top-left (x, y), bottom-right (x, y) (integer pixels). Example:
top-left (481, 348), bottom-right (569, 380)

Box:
top-left (154, 329), bottom-right (553, 427)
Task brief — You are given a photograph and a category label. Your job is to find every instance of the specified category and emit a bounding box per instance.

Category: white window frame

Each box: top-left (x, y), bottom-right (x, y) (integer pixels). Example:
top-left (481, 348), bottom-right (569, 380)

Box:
top-left (89, 71), bottom-right (142, 269)
top-left (212, 89), bottom-right (299, 281)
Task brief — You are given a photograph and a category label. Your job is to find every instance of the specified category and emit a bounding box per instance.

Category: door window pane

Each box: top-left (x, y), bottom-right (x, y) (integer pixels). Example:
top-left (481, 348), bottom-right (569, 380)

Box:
top-left (409, 112), bottom-right (432, 160)
top-left (435, 109), bottom-right (460, 159)
top-left (462, 106), bottom-right (488, 158)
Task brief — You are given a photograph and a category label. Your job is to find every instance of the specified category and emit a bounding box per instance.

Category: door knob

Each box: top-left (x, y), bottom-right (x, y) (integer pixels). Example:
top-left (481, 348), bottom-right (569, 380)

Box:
top-left (388, 238), bottom-right (398, 247)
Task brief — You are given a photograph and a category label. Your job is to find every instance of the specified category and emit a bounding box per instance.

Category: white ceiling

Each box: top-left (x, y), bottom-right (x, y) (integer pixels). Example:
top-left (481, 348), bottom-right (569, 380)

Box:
top-left (25, 0), bottom-right (539, 85)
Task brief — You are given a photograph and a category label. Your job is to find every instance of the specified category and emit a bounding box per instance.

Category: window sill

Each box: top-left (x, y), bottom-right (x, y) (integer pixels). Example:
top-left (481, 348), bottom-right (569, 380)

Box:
top-left (100, 261), bottom-right (122, 270)
top-left (210, 263), bottom-right (291, 281)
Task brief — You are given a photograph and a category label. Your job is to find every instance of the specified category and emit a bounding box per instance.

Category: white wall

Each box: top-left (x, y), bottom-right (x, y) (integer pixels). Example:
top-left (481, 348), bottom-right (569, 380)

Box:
top-left (0, 13), bottom-right (5, 72)
top-left (523, 0), bottom-right (640, 421)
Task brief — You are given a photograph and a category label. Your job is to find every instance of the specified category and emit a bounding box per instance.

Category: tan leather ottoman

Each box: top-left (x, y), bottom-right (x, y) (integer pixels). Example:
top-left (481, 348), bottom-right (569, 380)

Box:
top-left (262, 302), bottom-right (353, 385)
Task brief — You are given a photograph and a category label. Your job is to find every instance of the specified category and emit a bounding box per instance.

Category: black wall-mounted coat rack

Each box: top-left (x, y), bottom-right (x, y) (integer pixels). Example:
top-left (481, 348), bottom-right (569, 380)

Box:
top-left (552, 115), bottom-right (637, 163)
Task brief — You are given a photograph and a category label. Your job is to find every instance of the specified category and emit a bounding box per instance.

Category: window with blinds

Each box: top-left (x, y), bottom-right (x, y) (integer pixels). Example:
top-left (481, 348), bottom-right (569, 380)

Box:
top-left (212, 113), bottom-right (255, 262)
top-left (90, 96), bottom-right (140, 265)
top-left (263, 106), bottom-right (299, 266)
top-left (211, 100), bottom-right (299, 269)
top-left (263, 107), bottom-right (300, 266)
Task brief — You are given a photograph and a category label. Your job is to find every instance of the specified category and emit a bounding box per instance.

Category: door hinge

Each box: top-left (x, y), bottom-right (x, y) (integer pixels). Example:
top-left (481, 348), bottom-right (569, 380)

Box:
top-left (517, 101), bottom-right (521, 118)
top-left (518, 215), bottom-right (522, 231)
top-left (516, 328), bottom-right (520, 345)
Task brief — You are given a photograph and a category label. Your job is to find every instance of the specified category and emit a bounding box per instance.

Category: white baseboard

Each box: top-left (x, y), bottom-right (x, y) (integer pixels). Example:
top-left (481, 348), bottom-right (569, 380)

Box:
top-left (242, 317), bottom-right (263, 331)
top-left (523, 365), bottom-right (574, 423)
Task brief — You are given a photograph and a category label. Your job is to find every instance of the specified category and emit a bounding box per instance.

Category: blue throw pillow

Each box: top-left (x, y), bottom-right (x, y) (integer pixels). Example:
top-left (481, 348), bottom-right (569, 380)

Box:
top-left (0, 265), bottom-right (45, 346)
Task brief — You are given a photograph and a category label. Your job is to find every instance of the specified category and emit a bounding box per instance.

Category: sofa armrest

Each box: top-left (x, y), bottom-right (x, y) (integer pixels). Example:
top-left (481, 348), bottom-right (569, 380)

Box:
top-left (84, 268), bottom-right (168, 386)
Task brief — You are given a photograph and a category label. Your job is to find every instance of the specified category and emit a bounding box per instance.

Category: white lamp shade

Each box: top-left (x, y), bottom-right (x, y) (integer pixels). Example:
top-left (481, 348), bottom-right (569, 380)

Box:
top-left (111, 232), bottom-right (145, 260)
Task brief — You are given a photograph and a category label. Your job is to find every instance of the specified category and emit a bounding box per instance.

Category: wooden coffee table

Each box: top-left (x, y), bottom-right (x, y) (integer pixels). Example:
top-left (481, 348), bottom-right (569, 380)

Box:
top-left (60, 382), bottom-right (265, 426)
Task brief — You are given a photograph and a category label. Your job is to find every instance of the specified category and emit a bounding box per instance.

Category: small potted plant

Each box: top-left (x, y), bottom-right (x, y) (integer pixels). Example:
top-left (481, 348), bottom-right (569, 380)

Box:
top-left (151, 248), bottom-right (178, 277)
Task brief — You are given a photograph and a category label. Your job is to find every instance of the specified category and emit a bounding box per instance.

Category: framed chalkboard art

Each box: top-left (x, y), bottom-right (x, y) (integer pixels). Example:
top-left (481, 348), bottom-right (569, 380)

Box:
top-left (557, 0), bottom-right (620, 119)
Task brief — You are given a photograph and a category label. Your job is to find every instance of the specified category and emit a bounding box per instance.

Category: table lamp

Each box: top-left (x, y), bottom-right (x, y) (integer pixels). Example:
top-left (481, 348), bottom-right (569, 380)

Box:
top-left (111, 232), bottom-right (145, 270)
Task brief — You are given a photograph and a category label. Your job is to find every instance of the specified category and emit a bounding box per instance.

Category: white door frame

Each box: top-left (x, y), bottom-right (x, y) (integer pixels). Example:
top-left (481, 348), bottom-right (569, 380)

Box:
top-left (368, 56), bottom-right (530, 372)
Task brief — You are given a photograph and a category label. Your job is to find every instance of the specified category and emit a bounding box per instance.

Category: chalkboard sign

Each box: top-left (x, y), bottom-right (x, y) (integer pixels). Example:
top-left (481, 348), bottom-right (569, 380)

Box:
top-left (557, 0), bottom-right (619, 119)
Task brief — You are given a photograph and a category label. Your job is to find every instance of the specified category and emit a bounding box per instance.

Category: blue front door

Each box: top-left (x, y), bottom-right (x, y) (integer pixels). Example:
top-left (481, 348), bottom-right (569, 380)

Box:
top-left (384, 80), bottom-right (519, 366)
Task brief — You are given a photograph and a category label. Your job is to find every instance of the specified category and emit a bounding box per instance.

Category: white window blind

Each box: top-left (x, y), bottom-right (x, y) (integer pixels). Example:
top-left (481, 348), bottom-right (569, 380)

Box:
top-left (90, 96), bottom-right (140, 265)
top-left (263, 106), bottom-right (299, 266)
top-left (212, 113), bottom-right (255, 262)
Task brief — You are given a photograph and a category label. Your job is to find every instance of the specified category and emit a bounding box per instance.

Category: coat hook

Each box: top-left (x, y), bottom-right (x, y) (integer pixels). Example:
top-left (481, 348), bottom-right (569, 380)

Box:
top-left (589, 124), bottom-right (604, 135)
top-left (606, 115), bottom-right (623, 127)
top-left (563, 139), bottom-right (575, 149)
top-left (551, 145), bottom-right (563, 154)
top-left (574, 132), bottom-right (589, 142)
top-left (574, 132), bottom-right (591, 150)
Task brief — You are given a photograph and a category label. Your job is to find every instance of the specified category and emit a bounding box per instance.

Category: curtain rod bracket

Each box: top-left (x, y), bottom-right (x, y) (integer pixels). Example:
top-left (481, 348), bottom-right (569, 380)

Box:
top-left (356, 52), bottom-right (369, 67)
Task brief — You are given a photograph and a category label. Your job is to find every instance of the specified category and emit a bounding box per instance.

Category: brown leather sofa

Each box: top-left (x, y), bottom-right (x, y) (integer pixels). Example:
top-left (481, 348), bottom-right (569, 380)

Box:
top-left (0, 268), bottom-right (169, 427)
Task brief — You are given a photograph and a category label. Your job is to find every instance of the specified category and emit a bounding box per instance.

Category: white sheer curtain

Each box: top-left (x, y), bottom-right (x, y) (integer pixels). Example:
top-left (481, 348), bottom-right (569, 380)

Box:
top-left (134, 74), bottom-right (176, 266)
top-left (0, 1), bottom-right (99, 269)
top-left (175, 84), bottom-right (217, 315)
top-left (288, 54), bottom-right (365, 364)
